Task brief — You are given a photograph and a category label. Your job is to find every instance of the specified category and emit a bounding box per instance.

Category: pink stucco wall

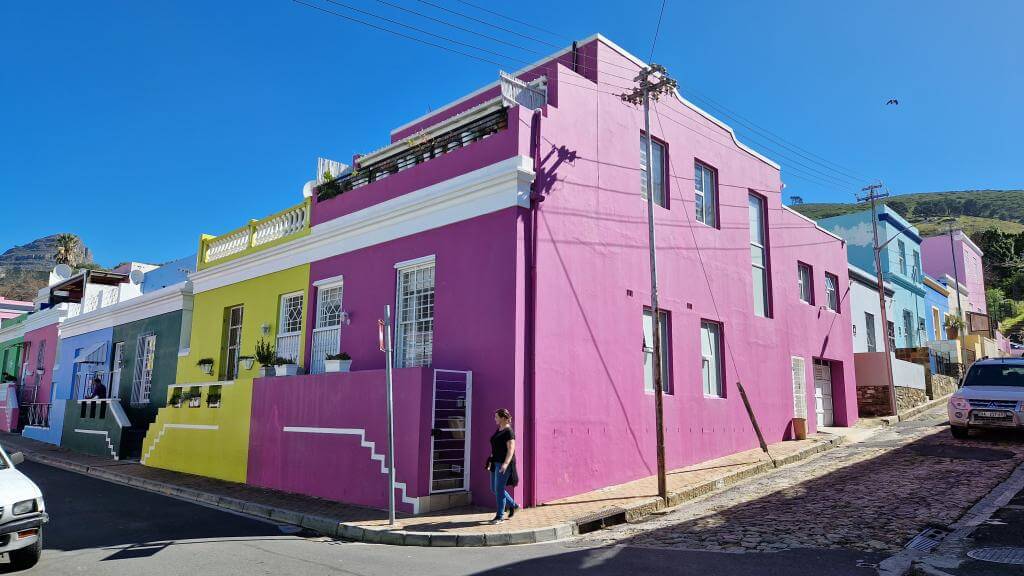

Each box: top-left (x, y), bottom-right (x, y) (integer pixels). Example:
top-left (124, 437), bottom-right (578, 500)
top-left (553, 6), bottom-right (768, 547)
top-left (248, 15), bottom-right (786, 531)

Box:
top-left (21, 322), bottom-right (59, 406)
top-left (921, 232), bottom-right (987, 314)
top-left (292, 37), bottom-right (856, 510)
top-left (247, 368), bottom-right (432, 512)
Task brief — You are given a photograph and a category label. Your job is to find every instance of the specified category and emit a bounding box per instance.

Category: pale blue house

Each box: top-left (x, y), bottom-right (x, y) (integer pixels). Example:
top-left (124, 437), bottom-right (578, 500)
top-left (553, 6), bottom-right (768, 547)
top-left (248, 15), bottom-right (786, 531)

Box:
top-left (818, 206), bottom-right (928, 349)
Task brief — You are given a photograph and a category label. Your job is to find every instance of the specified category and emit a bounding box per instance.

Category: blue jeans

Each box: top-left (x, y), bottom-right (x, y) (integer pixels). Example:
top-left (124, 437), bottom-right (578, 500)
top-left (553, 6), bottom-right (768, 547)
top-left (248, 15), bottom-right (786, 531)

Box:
top-left (490, 465), bottom-right (518, 519)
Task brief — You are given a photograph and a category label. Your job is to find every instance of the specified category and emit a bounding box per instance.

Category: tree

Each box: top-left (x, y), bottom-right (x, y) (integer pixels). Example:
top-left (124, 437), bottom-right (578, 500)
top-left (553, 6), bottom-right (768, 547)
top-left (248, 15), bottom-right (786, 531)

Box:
top-left (885, 200), bottom-right (911, 218)
top-left (53, 234), bottom-right (81, 267)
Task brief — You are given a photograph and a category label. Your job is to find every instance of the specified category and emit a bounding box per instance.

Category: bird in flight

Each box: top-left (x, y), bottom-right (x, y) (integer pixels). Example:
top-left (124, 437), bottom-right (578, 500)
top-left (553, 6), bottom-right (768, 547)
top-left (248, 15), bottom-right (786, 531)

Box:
top-left (885, 98), bottom-right (899, 105)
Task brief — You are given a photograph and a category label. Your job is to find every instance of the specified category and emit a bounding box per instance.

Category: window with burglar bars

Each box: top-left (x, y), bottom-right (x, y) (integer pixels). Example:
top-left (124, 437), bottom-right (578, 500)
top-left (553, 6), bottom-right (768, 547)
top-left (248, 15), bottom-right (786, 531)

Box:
top-left (396, 262), bottom-right (435, 368)
top-left (36, 340), bottom-right (46, 371)
top-left (277, 292), bottom-right (304, 363)
top-left (131, 334), bottom-right (156, 405)
top-left (310, 284), bottom-right (343, 375)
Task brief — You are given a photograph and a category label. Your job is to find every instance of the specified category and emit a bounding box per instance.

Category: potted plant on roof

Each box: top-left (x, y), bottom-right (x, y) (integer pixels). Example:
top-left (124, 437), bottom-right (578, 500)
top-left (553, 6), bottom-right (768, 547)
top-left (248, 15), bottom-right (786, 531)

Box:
top-left (324, 352), bottom-right (352, 373)
top-left (169, 387), bottom-right (184, 408)
top-left (274, 356), bottom-right (299, 377)
top-left (317, 170), bottom-right (345, 200)
top-left (945, 314), bottom-right (964, 340)
top-left (206, 386), bottom-right (222, 408)
top-left (196, 358), bottom-right (214, 376)
top-left (254, 338), bottom-right (276, 378)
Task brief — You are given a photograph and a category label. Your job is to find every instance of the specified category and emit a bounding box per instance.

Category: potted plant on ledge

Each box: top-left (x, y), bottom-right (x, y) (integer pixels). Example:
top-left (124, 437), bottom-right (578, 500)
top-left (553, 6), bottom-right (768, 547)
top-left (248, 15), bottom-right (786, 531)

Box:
top-left (169, 388), bottom-right (183, 408)
top-left (324, 352), bottom-right (352, 373)
top-left (197, 358), bottom-right (214, 376)
top-left (274, 357), bottom-right (300, 377)
top-left (206, 386), bottom-right (222, 408)
top-left (255, 339), bottom-right (276, 378)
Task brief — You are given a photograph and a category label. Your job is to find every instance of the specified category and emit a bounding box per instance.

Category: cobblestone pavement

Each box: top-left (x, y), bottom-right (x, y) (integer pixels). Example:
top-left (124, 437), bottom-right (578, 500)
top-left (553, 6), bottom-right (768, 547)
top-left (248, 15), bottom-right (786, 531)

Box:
top-left (583, 408), bottom-right (1024, 555)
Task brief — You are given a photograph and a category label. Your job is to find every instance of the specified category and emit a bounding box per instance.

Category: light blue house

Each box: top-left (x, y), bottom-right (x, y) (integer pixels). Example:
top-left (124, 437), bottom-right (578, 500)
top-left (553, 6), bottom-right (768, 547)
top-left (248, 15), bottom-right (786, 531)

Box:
top-left (818, 206), bottom-right (928, 349)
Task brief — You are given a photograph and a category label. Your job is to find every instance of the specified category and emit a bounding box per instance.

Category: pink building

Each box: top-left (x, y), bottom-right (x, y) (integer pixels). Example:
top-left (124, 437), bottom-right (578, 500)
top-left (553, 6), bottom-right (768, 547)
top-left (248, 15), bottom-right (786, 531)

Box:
top-left (921, 230), bottom-right (987, 315)
top-left (0, 297), bottom-right (33, 321)
top-left (247, 35), bottom-right (856, 512)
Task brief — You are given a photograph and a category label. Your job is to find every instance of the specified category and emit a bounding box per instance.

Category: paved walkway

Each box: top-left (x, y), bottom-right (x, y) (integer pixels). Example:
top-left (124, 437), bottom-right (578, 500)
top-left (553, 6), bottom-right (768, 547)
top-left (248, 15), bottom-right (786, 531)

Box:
top-left (583, 407), bottom-right (1024, 555)
top-left (1, 424), bottom-right (857, 547)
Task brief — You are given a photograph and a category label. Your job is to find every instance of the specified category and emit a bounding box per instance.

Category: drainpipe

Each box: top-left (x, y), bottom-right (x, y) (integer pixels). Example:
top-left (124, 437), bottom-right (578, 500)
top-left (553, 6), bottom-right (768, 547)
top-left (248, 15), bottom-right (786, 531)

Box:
top-left (524, 108), bottom-right (543, 507)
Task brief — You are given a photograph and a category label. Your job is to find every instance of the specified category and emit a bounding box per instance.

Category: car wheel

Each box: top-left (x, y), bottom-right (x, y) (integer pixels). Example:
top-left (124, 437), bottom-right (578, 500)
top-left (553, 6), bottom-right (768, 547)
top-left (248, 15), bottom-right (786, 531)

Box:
top-left (951, 425), bottom-right (970, 439)
top-left (8, 528), bottom-right (42, 570)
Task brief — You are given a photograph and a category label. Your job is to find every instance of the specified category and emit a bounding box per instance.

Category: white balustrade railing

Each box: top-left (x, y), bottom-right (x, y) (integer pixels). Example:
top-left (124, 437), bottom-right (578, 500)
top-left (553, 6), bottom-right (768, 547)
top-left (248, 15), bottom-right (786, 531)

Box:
top-left (201, 201), bottom-right (309, 266)
top-left (252, 203), bottom-right (308, 248)
top-left (309, 326), bottom-right (339, 375)
top-left (500, 71), bottom-right (547, 110)
top-left (275, 333), bottom-right (301, 364)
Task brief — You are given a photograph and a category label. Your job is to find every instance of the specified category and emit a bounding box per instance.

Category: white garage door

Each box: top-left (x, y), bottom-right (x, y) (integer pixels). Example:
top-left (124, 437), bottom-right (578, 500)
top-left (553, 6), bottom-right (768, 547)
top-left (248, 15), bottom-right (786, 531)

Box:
top-left (813, 359), bottom-right (834, 427)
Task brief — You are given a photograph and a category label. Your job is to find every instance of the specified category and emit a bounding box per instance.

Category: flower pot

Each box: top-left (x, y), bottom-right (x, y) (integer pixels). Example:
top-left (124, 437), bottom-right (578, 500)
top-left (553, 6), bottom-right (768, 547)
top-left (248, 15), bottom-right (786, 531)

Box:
top-left (275, 364), bottom-right (299, 377)
top-left (199, 363), bottom-right (213, 375)
top-left (259, 366), bottom-right (275, 378)
top-left (325, 359), bottom-right (353, 373)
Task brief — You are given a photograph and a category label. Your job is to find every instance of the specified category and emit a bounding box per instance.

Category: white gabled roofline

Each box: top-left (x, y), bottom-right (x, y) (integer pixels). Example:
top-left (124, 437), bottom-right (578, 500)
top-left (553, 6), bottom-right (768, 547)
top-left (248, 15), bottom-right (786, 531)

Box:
top-left (388, 34), bottom-right (780, 170)
top-left (781, 205), bottom-right (846, 242)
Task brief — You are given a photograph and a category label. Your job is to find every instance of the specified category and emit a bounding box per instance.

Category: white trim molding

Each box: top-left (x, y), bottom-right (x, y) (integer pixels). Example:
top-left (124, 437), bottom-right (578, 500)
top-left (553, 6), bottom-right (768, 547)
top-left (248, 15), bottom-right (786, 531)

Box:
top-left (313, 274), bottom-right (345, 288)
top-left (393, 255), bottom-right (436, 270)
top-left (18, 305), bottom-right (70, 336)
top-left (61, 281), bottom-right (193, 339)
top-left (191, 155), bottom-right (534, 294)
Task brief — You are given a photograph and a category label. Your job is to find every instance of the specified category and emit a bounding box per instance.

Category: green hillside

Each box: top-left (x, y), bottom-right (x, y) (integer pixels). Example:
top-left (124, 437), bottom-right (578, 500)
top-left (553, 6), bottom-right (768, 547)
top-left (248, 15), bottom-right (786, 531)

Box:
top-left (792, 189), bottom-right (1024, 237)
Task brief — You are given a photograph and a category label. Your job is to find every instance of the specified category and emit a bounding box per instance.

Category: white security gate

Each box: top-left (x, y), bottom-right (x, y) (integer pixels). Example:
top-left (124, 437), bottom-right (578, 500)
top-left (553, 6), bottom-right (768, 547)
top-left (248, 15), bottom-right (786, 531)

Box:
top-left (429, 370), bottom-right (472, 493)
top-left (813, 359), bottom-right (834, 427)
top-left (310, 283), bottom-right (343, 375)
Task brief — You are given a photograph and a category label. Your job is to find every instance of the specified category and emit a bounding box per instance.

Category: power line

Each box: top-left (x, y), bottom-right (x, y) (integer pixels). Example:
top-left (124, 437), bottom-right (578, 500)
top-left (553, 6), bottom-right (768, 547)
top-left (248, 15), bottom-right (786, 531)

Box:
top-left (453, 0), bottom-right (567, 41)
top-left (649, 0), bottom-right (668, 62)
top-left (414, 0), bottom-right (562, 49)
top-left (372, 0), bottom-right (534, 55)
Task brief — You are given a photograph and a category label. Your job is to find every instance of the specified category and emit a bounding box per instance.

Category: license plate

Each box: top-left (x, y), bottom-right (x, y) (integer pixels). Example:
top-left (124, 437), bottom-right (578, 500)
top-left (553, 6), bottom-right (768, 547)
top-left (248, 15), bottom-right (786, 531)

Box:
top-left (974, 410), bottom-right (1010, 419)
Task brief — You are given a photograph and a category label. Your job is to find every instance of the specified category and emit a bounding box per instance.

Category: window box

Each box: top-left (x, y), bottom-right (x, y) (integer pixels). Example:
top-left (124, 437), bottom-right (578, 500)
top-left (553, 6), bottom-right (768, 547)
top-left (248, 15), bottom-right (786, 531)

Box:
top-left (274, 363), bottom-right (300, 377)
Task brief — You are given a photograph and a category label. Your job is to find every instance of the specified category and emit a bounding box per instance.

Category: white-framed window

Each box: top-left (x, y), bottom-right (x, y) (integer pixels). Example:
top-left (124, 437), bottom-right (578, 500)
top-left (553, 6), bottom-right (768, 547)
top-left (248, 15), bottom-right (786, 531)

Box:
top-left (912, 250), bottom-right (921, 281)
top-left (224, 305), bottom-right (244, 381)
top-left (897, 240), bottom-right (907, 275)
top-left (824, 273), bottom-right (839, 312)
top-left (310, 281), bottom-right (343, 375)
top-left (798, 262), bottom-right (814, 304)
top-left (642, 308), bottom-right (671, 394)
top-left (395, 259), bottom-right (435, 368)
top-left (640, 134), bottom-right (667, 207)
top-left (276, 292), bottom-right (304, 363)
top-left (749, 193), bottom-right (770, 317)
top-left (865, 312), bottom-right (877, 352)
top-left (131, 334), bottom-right (156, 405)
top-left (694, 161), bottom-right (718, 227)
top-left (701, 320), bottom-right (723, 397)
top-left (791, 356), bottom-right (807, 419)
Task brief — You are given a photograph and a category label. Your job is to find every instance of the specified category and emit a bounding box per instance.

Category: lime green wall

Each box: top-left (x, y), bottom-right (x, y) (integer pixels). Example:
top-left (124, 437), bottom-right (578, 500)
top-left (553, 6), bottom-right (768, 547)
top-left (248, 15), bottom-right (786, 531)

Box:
top-left (140, 264), bottom-right (310, 483)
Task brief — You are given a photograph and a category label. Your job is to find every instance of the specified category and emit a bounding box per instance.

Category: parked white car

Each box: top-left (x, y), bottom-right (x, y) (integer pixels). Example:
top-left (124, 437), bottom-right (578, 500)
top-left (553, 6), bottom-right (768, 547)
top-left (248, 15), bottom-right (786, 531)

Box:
top-left (0, 446), bottom-right (46, 570)
top-left (948, 358), bottom-right (1024, 439)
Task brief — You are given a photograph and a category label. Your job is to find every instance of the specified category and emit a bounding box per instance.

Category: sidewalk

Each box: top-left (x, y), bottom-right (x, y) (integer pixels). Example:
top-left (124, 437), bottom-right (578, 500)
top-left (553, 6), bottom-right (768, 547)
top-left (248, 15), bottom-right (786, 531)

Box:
top-left (1, 428), bottom-right (860, 547)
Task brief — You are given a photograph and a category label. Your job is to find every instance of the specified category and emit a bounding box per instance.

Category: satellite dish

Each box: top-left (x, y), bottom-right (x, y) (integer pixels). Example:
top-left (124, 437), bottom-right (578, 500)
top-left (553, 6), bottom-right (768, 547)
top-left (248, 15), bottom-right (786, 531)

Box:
top-left (54, 264), bottom-right (73, 280)
top-left (302, 180), bottom-right (316, 198)
top-left (129, 269), bottom-right (145, 285)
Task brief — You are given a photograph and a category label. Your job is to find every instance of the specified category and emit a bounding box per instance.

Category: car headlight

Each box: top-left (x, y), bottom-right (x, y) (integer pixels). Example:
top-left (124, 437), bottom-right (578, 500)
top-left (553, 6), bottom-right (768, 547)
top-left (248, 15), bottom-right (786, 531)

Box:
top-left (12, 499), bottom-right (37, 515)
top-left (949, 396), bottom-right (970, 411)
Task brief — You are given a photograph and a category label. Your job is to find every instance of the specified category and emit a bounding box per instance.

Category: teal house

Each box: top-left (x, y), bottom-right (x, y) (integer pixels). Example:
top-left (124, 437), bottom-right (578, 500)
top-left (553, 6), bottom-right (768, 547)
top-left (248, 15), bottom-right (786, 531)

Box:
top-left (818, 206), bottom-right (928, 349)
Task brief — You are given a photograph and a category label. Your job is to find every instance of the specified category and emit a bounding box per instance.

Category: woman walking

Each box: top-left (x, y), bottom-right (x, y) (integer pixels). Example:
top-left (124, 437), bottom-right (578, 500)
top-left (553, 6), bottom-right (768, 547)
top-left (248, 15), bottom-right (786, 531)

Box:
top-left (486, 408), bottom-right (519, 524)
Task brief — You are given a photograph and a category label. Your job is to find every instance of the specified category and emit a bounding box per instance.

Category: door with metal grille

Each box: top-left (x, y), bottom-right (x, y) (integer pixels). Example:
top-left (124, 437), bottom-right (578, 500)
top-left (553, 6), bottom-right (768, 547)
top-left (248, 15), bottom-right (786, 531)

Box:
top-left (310, 283), bottom-right (343, 375)
top-left (813, 359), bottom-right (834, 427)
top-left (429, 370), bottom-right (472, 493)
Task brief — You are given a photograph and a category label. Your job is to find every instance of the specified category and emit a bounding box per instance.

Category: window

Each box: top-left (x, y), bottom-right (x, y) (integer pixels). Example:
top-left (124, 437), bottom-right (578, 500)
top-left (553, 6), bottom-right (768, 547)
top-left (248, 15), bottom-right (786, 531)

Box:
top-left (276, 292), bottom-right (304, 363)
top-left (749, 193), bottom-right (770, 317)
top-left (110, 342), bottom-right (124, 399)
top-left (694, 161), bottom-right (717, 227)
top-left (131, 334), bottom-right (156, 405)
top-left (932, 307), bottom-right (942, 341)
top-left (865, 312), bottom-right (877, 352)
top-left (395, 260), bottom-right (435, 368)
top-left (887, 320), bottom-right (896, 350)
top-left (903, 309), bottom-right (916, 347)
top-left (640, 135), bottom-right (667, 207)
top-left (224, 305), bottom-right (244, 381)
top-left (310, 282), bottom-right (343, 374)
top-left (824, 273), bottom-right (839, 311)
top-left (912, 250), bottom-right (921, 281)
top-left (642, 309), bottom-right (671, 394)
top-left (35, 340), bottom-right (46, 371)
top-left (897, 240), bottom-right (907, 275)
top-left (701, 321), bottom-right (723, 397)
top-left (798, 263), bottom-right (814, 304)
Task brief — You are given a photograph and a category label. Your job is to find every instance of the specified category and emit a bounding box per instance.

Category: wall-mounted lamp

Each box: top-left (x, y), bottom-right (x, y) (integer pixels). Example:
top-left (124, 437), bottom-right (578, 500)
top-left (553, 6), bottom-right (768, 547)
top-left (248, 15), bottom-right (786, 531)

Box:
top-left (261, 323), bottom-right (272, 335)
top-left (339, 311), bottom-right (352, 326)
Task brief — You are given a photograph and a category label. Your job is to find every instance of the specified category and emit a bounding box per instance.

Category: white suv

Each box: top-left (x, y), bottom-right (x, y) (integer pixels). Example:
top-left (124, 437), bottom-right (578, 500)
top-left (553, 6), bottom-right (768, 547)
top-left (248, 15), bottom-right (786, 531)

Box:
top-left (0, 445), bottom-right (47, 570)
top-left (948, 358), bottom-right (1024, 439)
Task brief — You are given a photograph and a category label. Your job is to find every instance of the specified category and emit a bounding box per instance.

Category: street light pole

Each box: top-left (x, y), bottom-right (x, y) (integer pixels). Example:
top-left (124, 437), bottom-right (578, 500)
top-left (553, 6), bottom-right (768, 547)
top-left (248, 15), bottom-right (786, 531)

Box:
top-left (947, 222), bottom-right (969, 369)
top-left (621, 64), bottom-right (676, 502)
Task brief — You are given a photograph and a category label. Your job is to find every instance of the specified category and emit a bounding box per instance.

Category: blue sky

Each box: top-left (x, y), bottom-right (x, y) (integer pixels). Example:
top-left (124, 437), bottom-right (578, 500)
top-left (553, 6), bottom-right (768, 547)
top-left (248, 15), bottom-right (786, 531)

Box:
top-left (2, 1), bottom-right (1021, 266)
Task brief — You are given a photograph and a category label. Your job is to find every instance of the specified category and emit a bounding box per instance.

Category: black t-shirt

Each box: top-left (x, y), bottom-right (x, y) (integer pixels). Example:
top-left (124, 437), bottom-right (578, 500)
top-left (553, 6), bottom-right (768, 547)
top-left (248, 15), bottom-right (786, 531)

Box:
top-left (489, 426), bottom-right (515, 464)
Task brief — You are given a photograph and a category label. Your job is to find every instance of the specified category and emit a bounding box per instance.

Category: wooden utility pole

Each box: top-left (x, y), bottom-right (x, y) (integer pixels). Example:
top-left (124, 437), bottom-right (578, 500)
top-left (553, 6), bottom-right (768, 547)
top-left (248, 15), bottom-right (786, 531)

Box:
top-left (621, 64), bottom-right (677, 502)
top-left (858, 183), bottom-right (899, 416)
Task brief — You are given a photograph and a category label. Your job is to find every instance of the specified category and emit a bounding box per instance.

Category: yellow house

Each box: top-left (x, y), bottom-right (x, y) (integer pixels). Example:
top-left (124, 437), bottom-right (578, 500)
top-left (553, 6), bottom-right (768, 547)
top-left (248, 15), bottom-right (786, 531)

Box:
top-left (141, 200), bottom-right (311, 482)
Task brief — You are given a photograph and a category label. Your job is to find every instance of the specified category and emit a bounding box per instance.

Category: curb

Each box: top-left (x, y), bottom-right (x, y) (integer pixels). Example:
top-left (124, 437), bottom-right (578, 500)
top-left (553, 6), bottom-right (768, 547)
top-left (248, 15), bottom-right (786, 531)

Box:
top-left (3, 432), bottom-right (847, 547)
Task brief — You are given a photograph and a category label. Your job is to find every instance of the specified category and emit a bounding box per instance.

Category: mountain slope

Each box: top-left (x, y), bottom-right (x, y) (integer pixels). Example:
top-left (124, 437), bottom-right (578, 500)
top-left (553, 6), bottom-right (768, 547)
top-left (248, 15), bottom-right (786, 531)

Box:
top-left (0, 234), bottom-right (93, 301)
top-left (792, 190), bottom-right (1024, 237)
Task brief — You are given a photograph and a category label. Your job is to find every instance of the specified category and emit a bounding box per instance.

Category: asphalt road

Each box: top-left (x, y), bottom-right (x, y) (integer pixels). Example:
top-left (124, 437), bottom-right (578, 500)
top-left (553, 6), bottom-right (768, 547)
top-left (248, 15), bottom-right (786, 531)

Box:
top-left (0, 460), bottom-right (887, 576)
